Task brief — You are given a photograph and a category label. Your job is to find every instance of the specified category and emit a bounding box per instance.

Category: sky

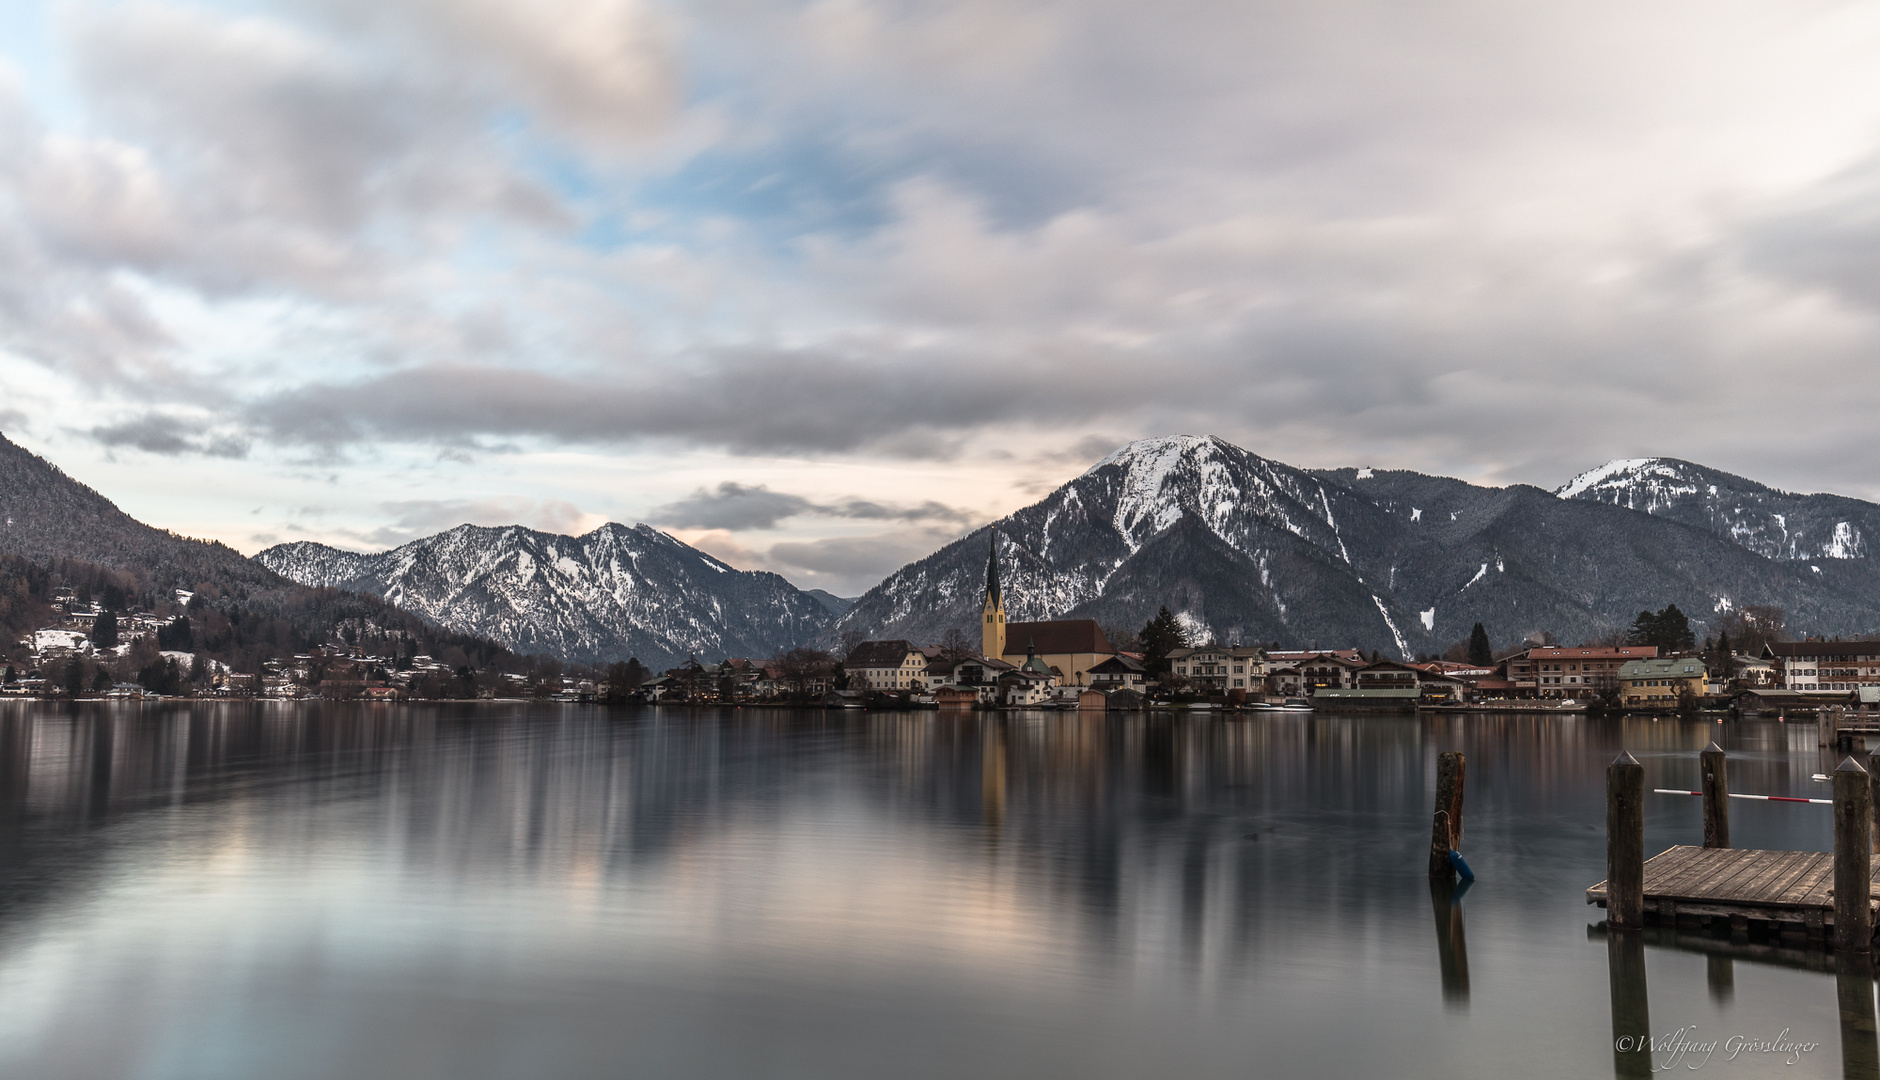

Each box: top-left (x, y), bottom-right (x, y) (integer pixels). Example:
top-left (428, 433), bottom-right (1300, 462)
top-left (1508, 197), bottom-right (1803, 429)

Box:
top-left (4, 0), bottom-right (1880, 596)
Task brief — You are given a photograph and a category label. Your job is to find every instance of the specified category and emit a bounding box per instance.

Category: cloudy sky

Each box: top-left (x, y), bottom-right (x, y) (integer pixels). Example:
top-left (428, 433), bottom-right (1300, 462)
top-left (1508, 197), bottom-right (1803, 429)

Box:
top-left (3, 0), bottom-right (1880, 594)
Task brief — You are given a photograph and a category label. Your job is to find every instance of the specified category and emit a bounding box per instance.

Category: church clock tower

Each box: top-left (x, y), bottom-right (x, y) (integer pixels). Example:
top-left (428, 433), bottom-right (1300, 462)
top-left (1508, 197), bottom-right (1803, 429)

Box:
top-left (981, 527), bottom-right (1006, 660)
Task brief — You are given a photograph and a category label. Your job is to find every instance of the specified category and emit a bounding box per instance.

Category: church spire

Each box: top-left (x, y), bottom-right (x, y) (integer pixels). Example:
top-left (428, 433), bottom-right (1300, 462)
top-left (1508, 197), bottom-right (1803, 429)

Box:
top-left (981, 526), bottom-right (1006, 660)
top-left (985, 526), bottom-right (1002, 608)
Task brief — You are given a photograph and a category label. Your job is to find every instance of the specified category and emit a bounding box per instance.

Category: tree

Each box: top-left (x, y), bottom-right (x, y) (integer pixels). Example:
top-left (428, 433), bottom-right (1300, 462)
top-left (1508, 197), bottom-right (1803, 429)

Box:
top-left (1714, 606), bottom-right (1787, 656)
top-left (92, 609), bottom-right (118, 650)
top-left (1104, 623), bottom-right (1144, 652)
top-left (939, 628), bottom-right (975, 663)
top-left (1139, 607), bottom-right (1187, 676)
top-left (603, 658), bottom-right (649, 703)
top-left (1467, 622), bottom-right (1492, 666)
top-left (157, 615), bottom-right (193, 652)
top-left (840, 630), bottom-right (866, 658)
top-left (832, 662), bottom-right (850, 691)
top-left (1626, 605), bottom-right (1696, 653)
top-left (773, 647), bottom-right (834, 698)
top-left (1711, 630), bottom-right (1734, 688)
top-left (62, 657), bottom-right (85, 698)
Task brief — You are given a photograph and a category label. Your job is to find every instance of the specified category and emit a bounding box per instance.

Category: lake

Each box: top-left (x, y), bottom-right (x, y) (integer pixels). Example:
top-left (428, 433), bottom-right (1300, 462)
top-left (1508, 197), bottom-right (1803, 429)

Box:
top-left (0, 702), bottom-right (1862, 1078)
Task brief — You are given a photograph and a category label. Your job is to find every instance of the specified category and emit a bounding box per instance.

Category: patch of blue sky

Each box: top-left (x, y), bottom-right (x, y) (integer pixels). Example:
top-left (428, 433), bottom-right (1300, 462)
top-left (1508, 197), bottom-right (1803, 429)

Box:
top-left (0, 1), bottom-right (81, 126)
top-left (617, 135), bottom-right (900, 254)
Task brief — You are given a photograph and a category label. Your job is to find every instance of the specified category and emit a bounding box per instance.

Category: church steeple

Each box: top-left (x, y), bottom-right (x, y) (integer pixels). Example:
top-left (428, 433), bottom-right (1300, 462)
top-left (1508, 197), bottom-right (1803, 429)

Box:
top-left (981, 527), bottom-right (1006, 659)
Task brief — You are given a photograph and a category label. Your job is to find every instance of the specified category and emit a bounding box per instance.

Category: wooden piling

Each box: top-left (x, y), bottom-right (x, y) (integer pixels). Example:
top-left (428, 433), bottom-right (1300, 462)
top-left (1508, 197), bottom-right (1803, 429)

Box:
top-left (1428, 751), bottom-right (1465, 879)
top-left (1834, 755), bottom-right (1873, 953)
top-left (1607, 751), bottom-right (1645, 929)
top-left (1700, 741), bottom-right (1729, 850)
top-left (1825, 707), bottom-right (1836, 748)
top-left (1870, 749), bottom-right (1880, 856)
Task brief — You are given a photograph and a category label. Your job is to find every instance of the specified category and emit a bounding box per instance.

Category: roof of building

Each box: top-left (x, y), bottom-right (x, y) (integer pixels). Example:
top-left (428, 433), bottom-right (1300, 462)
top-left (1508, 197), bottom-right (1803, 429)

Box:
top-left (1619, 657), bottom-right (1708, 678)
top-left (1002, 620), bottom-right (1113, 655)
top-left (1168, 645), bottom-right (1266, 660)
top-left (1090, 654), bottom-right (1146, 673)
top-left (1524, 646), bottom-right (1660, 660)
top-left (1268, 649), bottom-right (1364, 663)
top-left (1765, 641), bottom-right (1880, 658)
top-left (846, 640), bottom-right (922, 667)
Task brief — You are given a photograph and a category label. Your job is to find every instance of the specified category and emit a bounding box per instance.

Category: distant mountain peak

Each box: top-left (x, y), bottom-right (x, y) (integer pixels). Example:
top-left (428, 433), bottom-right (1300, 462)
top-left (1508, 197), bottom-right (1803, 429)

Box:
top-left (1555, 457), bottom-right (1771, 502)
top-left (255, 521), bottom-right (831, 667)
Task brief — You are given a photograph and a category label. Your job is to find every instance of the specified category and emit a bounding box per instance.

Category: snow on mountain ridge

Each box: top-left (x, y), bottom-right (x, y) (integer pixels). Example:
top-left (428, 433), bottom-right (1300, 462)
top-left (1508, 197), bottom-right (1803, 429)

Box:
top-left (255, 521), bottom-right (833, 667)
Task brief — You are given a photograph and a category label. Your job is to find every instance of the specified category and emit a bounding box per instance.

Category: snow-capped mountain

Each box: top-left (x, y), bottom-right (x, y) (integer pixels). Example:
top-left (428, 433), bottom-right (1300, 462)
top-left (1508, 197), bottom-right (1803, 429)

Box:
top-left (256, 523), bottom-right (835, 668)
top-left (1557, 457), bottom-right (1880, 562)
top-left (833, 435), bottom-right (1880, 657)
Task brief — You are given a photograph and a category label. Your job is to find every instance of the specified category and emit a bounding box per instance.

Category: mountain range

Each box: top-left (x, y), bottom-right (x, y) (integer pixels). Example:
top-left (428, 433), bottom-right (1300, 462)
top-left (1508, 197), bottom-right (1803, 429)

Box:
top-left (824, 436), bottom-right (1880, 657)
top-left (256, 524), bottom-right (836, 669)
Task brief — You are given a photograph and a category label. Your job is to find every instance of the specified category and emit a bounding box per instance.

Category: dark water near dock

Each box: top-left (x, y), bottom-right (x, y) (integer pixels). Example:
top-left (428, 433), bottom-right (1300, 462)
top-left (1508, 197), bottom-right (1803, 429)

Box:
top-left (0, 703), bottom-right (1860, 1078)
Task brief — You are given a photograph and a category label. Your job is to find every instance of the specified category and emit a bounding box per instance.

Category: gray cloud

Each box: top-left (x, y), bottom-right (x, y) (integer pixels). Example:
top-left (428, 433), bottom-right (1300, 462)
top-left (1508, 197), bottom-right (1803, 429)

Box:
top-left (1739, 155), bottom-right (1880, 312)
top-left (89, 413), bottom-right (250, 458)
top-left (651, 481), bottom-right (972, 531)
top-left (650, 483), bottom-right (814, 530)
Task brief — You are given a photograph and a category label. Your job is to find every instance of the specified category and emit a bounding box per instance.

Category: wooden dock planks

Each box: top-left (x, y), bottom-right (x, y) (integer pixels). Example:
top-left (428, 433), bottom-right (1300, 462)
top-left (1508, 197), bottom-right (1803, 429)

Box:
top-left (1587, 845), bottom-right (1880, 926)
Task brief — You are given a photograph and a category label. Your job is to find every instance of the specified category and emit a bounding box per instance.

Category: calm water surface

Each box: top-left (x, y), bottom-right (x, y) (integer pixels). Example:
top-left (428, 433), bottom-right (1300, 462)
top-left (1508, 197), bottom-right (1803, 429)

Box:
top-left (0, 703), bottom-right (1862, 1078)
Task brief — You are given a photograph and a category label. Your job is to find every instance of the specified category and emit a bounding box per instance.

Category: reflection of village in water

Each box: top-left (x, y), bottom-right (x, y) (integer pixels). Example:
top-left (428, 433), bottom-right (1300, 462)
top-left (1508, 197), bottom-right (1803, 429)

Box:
top-left (0, 703), bottom-right (1874, 1076)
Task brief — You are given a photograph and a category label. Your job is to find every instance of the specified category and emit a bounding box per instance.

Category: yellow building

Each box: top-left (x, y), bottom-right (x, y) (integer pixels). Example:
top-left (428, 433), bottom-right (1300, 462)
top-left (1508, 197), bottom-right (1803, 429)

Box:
top-left (980, 527), bottom-right (1118, 686)
top-left (1618, 656), bottom-right (1707, 708)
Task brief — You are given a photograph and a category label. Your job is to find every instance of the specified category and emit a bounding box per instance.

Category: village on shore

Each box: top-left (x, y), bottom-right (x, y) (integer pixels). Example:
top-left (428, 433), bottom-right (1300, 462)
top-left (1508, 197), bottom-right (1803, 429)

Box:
top-left (5, 533), bottom-right (1878, 718)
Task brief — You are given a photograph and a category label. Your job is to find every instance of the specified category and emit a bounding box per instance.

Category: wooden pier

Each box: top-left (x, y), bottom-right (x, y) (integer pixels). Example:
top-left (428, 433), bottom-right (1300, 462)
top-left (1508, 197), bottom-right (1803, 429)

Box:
top-left (1590, 743), bottom-right (1880, 950)
top-left (1587, 846), bottom-right (1880, 937)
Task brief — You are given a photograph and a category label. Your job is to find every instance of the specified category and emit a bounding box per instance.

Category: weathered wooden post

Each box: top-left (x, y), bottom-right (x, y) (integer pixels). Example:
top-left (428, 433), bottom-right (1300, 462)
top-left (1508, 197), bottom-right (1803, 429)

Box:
top-left (1824, 706), bottom-right (1836, 748)
top-left (1834, 755), bottom-right (1874, 953)
top-left (1428, 750), bottom-right (1465, 879)
top-left (1700, 741), bottom-right (1729, 849)
top-left (1607, 751), bottom-right (1645, 928)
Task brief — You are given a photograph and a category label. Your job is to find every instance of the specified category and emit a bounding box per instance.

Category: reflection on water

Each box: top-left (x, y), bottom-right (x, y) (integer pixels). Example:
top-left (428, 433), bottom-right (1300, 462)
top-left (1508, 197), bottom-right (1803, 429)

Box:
top-left (0, 703), bottom-right (1865, 1078)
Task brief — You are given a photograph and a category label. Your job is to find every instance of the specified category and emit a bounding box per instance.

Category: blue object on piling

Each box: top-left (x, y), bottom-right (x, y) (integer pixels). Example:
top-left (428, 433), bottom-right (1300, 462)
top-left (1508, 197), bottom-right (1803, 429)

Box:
top-left (1447, 849), bottom-right (1475, 881)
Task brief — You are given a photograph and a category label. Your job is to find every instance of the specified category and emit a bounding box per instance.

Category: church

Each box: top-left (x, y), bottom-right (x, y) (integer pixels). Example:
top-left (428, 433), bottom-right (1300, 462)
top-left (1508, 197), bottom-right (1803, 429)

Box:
top-left (980, 528), bottom-right (1119, 687)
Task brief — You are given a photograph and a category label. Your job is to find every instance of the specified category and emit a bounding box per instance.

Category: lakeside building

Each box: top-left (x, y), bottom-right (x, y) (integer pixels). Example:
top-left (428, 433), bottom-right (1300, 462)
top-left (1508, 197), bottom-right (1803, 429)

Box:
top-left (1763, 641), bottom-right (1880, 692)
top-left (846, 640), bottom-right (931, 690)
top-left (1167, 645), bottom-right (1268, 692)
top-left (1507, 646), bottom-right (1658, 697)
top-left (1617, 656), bottom-right (1708, 709)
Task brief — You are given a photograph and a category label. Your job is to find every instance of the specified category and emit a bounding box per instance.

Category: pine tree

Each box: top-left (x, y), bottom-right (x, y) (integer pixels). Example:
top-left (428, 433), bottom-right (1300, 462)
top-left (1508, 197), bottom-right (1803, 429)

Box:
top-left (1467, 622), bottom-right (1492, 665)
top-left (92, 608), bottom-right (118, 650)
top-left (1139, 606), bottom-right (1187, 675)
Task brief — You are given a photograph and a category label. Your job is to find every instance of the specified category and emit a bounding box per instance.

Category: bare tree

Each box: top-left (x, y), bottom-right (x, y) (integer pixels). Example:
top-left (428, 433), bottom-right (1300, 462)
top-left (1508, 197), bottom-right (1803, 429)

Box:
top-left (840, 629), bottom-right (866, 658)
top-left (1713, 606), bottom-right (1787, 656)
top-left (940, 627), bottom-right (975, 663)
top-left (1104, 623), bottom-right (1143, 652)
top-left (774, 647), bottom-right (835, 698)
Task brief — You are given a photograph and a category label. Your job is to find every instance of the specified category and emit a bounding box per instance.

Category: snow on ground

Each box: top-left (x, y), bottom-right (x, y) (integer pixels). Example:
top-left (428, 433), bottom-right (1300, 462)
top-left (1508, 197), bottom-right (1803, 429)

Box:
top-left (1556, 458), bottom-right (1658, 499)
